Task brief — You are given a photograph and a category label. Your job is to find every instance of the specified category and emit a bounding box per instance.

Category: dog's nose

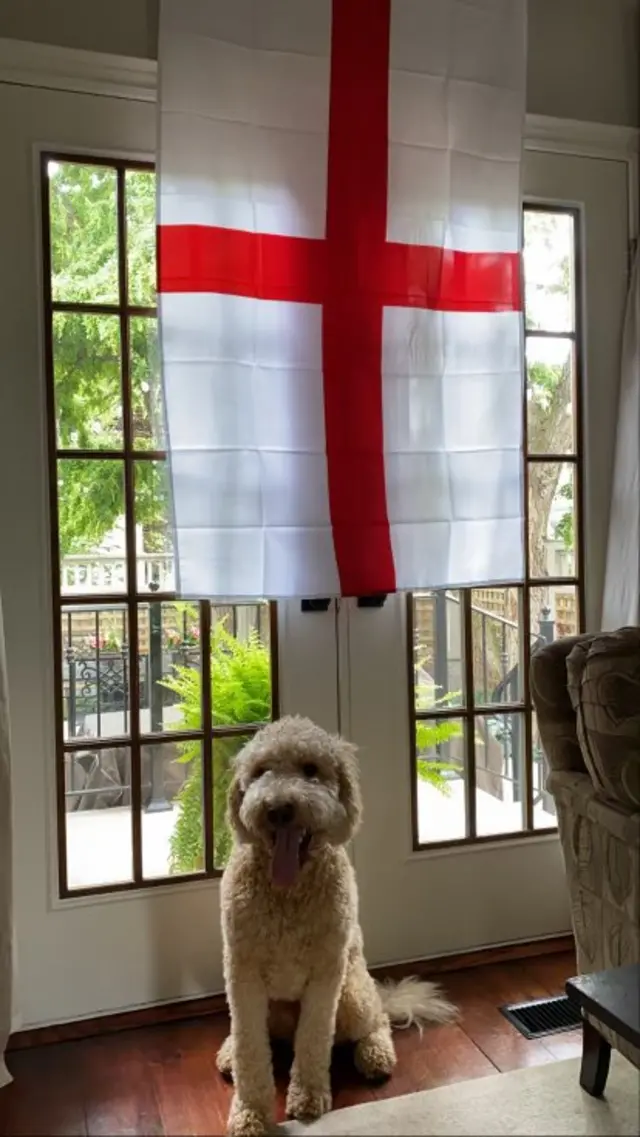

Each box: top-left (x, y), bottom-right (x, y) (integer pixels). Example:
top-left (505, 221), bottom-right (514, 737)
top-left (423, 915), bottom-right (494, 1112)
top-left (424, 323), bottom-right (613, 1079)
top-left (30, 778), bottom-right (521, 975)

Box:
top-left (267, 803), bottom-right (295, 828)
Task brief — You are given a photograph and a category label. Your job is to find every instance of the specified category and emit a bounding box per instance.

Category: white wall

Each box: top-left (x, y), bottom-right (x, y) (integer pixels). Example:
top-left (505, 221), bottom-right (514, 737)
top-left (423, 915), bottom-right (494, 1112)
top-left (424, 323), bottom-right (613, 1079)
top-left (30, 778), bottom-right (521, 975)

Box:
top-left (527, 0), bottom-right (639, 126)
top-left (0, 0), bottom-right (158, 60)
top-left (0, 0), bottom-right (638, 126)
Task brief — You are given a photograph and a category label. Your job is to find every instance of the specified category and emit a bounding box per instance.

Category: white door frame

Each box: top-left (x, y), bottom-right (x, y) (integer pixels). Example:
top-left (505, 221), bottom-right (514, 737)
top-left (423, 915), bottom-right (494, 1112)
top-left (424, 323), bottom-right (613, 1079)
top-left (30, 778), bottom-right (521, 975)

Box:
top-left (0, 77), bottom-right (341, 1031)
top-left (0, 38), bottom-right (637, 1027)
top-left (348, 145), bottom-right (633, 965)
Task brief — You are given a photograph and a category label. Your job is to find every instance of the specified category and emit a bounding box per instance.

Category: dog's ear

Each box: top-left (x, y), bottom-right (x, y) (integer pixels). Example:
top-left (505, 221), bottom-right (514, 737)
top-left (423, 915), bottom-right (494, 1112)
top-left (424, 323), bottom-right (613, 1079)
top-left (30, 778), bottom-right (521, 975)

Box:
top-left (335, 739), bottom-right (363, 841)
top-left (226, 770), bottom-right (250, 844)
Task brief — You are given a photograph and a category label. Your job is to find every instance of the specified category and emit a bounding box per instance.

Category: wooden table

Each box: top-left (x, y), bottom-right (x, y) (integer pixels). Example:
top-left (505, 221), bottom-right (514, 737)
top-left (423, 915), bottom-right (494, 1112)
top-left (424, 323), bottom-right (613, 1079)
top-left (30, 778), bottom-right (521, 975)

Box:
top-left (566, 964), bottom-right (640, 1097)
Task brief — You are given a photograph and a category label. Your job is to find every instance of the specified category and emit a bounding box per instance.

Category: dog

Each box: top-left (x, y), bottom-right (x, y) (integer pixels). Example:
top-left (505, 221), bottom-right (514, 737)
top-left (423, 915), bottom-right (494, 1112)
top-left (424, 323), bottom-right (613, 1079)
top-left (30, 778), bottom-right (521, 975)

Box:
top-left (218, 715), bottom-right (457, 1136)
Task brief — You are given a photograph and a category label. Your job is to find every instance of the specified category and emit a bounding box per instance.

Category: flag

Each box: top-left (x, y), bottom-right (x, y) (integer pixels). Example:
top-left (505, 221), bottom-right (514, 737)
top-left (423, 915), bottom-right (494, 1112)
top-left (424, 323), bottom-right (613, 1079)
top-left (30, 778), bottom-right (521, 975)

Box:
top-left (158, 0), bottom-right (527, 599)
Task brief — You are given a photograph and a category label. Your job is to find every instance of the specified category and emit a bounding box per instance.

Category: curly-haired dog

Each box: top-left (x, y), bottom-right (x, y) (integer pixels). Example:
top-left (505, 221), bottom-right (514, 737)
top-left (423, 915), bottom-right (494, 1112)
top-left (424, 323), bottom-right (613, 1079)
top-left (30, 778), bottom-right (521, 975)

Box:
top-left (219, 716), bottom-right (456, 1136)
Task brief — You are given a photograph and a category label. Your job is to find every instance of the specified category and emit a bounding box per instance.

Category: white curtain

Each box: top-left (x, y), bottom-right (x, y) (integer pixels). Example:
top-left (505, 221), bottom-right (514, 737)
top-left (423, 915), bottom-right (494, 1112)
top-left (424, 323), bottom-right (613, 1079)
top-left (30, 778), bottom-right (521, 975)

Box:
top-left (0, 596), bottom-right (12, 1087)
top-left (602, 247), bottom-right (640, 630)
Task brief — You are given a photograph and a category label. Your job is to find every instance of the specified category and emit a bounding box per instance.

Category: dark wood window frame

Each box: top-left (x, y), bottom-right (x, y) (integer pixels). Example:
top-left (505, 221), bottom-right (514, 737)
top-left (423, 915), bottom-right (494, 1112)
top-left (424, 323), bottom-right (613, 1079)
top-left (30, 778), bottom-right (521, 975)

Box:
top-left (41, 152), bottom-right (279, 899)
top-left (42, 157), bottom-right (583, 887)
top-left (408, 203), bottom-right (585, 851)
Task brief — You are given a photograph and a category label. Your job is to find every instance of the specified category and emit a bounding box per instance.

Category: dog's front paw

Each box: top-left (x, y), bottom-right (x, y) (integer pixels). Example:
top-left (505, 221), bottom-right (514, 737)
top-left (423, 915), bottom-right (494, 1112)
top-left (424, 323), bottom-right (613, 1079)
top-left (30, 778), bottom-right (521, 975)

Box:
top-left (286, 1077), bottom-right (332, 1121)
top-left (227, 1095), bottom-right (271, 1137)
top-left (216, 1034), bottom-right (233, 1081)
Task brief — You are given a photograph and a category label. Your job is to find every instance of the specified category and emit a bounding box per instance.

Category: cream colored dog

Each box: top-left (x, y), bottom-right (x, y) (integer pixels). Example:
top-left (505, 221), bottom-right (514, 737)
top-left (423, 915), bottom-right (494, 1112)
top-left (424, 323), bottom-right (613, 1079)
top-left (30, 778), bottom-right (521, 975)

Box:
top-left (218, 716), bottom-right (456, 1136)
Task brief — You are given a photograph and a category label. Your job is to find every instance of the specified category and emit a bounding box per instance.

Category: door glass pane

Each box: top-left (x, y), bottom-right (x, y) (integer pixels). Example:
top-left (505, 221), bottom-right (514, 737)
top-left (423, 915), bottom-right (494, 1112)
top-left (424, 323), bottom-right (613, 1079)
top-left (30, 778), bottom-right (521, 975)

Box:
top-left (526, 336), bottom-right (575, 455)
top-left (142, 741), bottom-right (204, 879)
top-left (415, 718), bottom-right (466, 844)
top-left (532, 712), bottom-right (558, 830)
top-left (471, 588), bottom-right (522, 707)
top-left (475, 713), bottom-right (526, 837)
top-left (125, 169), bottom-right (156, 307)
top-left (65, 748), bottom-right (132, 889)
top-left (134, 460), bottom-right (174, 593)
top-left (528, 461), bottom-right (576, 578)
top-left (211, 603), bottom-right (273, 727)
top-left (530, 584), bottom-right (579, 652)
top-left (524, 211), bottom-right (575, 333)
top-left (53, 312), bottom-right (123, 449)
top-left (61, 606), bottom-right (129, 741)
top-left (138, 602), bottom-right (203, 734)
top-left (59, 459), bottom-right (127, 595)
top-left (130, 317), bottom-right (164, 450)
top-left (49, 160), bottom-right (119, 304)
top-left (412, 591), bottom-right (465, 711)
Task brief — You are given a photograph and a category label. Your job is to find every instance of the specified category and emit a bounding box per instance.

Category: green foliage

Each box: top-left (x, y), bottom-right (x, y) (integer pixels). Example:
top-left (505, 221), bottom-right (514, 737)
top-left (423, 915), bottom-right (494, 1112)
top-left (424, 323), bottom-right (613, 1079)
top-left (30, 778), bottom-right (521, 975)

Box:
top-left (416, 718), bottom-right (463, 795)
top-left (554, 480), bottom-right (574, 550)
top-left (413, 656), bottom-right (463, 793)
top-left (161, 617), bottom-right (272, 872)
top-left (49, 161), bottom-right (165, 556)
top-left (125, 170), bottom-right (157, 306)
top-left (524, 211), bottom-right (576, 579)
top-left (50, 162), bottom-right (119, 303)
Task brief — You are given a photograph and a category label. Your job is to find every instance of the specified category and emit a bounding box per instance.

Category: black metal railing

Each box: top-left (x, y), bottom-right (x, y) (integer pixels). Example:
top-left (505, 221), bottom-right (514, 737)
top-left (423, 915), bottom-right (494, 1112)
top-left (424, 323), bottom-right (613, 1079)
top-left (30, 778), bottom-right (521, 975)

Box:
top-left (62, 604), bottom-right (263, 813)
top-left (417, 594), bottom-right (559, 817)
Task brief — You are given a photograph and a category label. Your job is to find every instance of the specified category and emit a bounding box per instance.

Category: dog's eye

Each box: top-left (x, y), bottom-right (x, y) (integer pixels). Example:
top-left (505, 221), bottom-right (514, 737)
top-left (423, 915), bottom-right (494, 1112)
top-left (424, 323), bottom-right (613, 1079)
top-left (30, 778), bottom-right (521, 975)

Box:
top-left (302, 763), bottom-right (319, 780)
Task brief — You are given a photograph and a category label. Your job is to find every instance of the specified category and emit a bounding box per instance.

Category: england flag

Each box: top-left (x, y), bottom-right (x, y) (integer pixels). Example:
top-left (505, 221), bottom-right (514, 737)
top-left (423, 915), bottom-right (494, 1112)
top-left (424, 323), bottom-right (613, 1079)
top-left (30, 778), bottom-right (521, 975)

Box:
top-left (158, 0), bottom-right (527, 598)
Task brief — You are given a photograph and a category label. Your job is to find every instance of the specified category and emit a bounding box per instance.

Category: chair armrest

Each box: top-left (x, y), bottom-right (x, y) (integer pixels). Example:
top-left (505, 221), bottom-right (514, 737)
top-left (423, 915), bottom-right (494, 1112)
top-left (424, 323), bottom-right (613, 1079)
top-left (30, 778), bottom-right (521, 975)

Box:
top-left (548, 770), bottom-right (640, 847)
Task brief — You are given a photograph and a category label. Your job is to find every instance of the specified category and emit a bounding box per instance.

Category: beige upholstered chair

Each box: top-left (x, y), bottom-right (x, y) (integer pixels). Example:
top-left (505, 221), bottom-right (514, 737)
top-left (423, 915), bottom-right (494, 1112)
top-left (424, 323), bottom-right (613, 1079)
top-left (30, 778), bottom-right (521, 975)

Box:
top-left (530, 627), bottom-right (640, 1070)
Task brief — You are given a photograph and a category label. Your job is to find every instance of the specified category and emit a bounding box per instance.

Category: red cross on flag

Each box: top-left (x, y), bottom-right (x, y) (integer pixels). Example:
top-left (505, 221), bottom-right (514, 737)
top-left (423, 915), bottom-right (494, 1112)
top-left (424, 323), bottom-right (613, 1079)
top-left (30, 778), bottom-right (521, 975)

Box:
top-left (158, 0), bottom-right (527, 599)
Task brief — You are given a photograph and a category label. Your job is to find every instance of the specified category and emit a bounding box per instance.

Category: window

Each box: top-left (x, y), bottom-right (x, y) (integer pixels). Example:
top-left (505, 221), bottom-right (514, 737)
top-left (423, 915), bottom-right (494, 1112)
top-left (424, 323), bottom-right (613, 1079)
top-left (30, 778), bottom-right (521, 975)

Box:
top-left (42, 156), bottom-right (278, 896)
top-left (410, 207), bottom-right (582, 847)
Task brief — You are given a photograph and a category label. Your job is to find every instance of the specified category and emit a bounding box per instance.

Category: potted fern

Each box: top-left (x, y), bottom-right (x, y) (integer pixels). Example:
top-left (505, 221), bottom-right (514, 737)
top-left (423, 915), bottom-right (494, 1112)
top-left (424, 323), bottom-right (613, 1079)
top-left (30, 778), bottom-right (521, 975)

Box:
top-left (161, 618), bottom-right (271, 872)
top-left (163, 625), bottom-right (463, 872)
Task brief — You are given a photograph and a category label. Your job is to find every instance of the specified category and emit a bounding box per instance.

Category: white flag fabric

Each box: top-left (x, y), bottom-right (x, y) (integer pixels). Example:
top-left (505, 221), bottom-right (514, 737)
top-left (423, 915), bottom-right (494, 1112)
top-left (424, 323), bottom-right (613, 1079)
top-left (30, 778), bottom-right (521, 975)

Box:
top-left (158, 0), bottom-right (527, 599)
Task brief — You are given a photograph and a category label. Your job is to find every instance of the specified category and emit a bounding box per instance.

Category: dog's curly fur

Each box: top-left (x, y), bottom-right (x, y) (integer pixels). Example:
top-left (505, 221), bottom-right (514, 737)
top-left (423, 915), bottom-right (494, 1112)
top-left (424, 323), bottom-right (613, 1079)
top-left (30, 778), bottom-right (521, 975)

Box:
top-left (219, 716), bottom-right (456, 1136)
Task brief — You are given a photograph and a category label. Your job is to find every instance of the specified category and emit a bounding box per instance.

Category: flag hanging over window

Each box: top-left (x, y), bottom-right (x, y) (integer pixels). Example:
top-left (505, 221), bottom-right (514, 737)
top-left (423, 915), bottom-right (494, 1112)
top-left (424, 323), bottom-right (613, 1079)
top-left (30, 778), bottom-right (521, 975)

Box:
top-left (158, 0), bottom-right (527, 599)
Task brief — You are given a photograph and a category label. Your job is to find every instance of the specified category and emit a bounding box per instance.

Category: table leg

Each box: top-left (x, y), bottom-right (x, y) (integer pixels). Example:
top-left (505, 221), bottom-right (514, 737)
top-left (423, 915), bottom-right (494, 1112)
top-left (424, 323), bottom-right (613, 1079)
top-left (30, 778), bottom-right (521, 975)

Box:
top-left (579, 1019), bottom-right (611, 1097)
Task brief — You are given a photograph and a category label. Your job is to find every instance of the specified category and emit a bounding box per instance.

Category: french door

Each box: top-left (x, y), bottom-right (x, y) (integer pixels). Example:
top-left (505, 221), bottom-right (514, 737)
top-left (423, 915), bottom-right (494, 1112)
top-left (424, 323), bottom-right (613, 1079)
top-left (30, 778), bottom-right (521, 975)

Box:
top-left (348, 148), bottom-right (631, 965)
top-left (0, 71), bottom-right (631, 1029)
top-left (0, 80), bottom-right (339, 1030)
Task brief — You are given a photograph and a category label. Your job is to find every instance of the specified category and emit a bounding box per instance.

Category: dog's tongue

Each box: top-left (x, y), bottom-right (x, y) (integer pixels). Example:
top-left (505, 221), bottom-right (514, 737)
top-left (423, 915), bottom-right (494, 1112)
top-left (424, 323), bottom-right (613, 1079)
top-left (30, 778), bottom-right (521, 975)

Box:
top-left (271, 826), bottom-right (304, 888)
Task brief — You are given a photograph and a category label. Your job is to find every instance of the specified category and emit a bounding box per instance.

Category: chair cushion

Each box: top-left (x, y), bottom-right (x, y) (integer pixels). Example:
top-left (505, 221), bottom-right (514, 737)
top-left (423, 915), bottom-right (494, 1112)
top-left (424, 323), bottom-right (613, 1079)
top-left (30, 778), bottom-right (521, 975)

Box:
top-left (530, 634), bottom-right (592, 774)
top-left (567, 628), bottom-right (640, 811)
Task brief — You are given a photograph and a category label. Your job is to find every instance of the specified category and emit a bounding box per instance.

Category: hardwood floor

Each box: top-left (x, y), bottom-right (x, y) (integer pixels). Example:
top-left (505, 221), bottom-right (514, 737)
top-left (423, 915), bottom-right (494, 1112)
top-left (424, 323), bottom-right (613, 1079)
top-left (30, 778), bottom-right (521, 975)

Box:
top-left (1, 950), bottom-right (580, 1136)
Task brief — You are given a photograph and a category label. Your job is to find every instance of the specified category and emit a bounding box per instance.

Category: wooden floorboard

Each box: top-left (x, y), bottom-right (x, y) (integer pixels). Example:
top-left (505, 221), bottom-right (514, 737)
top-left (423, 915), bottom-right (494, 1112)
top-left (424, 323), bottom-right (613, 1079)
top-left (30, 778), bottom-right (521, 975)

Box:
top-left (0, 949), bottom-right (578, 1137)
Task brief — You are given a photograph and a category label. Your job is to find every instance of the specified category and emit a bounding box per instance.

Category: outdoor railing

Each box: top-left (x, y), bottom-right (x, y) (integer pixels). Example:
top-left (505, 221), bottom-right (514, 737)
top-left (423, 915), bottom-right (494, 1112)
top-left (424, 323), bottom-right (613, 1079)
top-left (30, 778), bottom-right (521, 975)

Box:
top-left (62, 568), bottom-right (557, 818)
top-left (62, 552), bottom-right (175, 594)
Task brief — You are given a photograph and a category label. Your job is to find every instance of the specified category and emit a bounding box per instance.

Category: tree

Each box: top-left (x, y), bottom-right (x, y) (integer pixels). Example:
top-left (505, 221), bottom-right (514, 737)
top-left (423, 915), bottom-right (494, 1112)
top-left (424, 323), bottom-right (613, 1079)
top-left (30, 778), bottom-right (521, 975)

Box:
top-left (524, 211), bottom-right (576, 638)
top-left (527, 353), bottom-right (573, 579)
top-left (49, 161), bottom-right (167, 558)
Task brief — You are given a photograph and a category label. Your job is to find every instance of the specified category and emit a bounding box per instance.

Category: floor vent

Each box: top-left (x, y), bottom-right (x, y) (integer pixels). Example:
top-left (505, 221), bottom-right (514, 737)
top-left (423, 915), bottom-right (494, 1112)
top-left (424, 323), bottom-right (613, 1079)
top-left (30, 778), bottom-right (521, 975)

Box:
top-left (500, 994), bottom-right (582, 1039)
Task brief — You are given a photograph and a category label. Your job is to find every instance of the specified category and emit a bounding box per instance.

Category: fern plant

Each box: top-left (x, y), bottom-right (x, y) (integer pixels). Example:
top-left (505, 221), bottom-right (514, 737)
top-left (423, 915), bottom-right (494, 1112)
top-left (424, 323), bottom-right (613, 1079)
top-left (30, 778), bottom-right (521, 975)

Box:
top-left (161, 619), bottom-right (271, 872)
top-left (416, 719), bottom-right (463, 795)
top-left (413, 653), bottom-right (463, 793)
top-left (163, 630), bottom-right (463, 870)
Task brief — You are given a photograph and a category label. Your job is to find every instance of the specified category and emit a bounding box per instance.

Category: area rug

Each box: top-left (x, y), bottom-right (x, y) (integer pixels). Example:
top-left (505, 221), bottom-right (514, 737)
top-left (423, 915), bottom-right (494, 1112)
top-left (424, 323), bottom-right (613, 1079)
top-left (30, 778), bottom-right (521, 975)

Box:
top-left (280, 1053), bottom-right (639, 1136)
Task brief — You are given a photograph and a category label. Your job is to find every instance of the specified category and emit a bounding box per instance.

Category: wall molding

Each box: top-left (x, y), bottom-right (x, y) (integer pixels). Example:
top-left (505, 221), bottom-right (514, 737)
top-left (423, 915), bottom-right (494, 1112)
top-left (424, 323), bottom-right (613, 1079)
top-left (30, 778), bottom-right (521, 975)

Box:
top-left (525, 113), bottom-right (639, 160)
top-left (1, 37), bottom-right (639, 159)
top-left (0, 38), bottom-right (157, 103)
top-left (1, 36), bottom-right (637, 237)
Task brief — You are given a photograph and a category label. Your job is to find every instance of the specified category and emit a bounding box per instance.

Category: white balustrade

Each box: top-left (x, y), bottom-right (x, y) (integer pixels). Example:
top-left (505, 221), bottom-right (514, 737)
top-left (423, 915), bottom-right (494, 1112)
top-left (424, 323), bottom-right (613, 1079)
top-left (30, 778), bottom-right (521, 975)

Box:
top-left (61, 553), bottom-right (175, 594)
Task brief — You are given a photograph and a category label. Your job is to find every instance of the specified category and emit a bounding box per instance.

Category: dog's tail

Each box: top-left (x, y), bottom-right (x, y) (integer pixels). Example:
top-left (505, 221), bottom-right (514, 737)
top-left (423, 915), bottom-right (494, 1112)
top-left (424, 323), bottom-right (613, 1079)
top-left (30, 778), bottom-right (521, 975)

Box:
top-left (376, 976), bottom-right (458, 1030)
